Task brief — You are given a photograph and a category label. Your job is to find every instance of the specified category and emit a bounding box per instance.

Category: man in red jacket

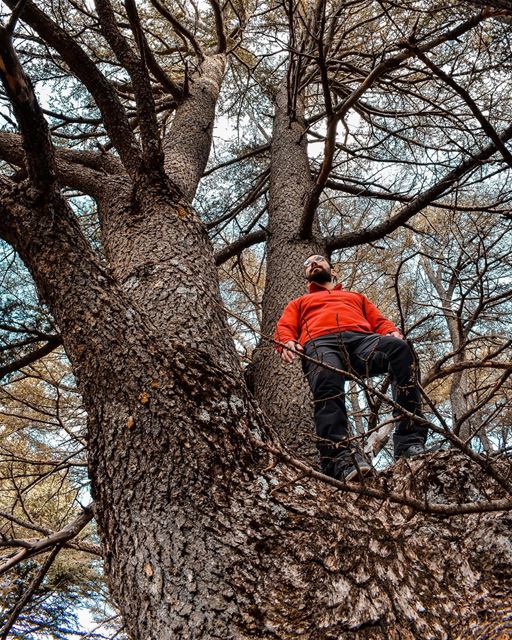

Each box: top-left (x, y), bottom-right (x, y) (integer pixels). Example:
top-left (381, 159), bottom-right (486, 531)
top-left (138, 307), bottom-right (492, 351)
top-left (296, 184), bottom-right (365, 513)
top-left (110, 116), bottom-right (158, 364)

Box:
top-left (275, 255), bottom-right (427, 482)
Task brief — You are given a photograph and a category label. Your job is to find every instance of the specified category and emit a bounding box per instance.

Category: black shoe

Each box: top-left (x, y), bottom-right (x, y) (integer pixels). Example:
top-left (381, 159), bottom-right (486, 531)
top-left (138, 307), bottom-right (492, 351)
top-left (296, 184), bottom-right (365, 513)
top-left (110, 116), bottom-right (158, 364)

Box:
top-left (333, 451), bottom-right (373, 482)
top-left (397, 443), bottom-right (426, 460)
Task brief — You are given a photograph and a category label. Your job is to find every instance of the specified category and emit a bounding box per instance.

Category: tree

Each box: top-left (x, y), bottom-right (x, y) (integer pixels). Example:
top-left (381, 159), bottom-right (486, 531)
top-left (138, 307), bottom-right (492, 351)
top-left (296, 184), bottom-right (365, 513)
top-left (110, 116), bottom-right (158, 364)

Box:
top-left (0, 349), bottom-right (111, 638)
top-left (0, 0), bottom-right (511, 638)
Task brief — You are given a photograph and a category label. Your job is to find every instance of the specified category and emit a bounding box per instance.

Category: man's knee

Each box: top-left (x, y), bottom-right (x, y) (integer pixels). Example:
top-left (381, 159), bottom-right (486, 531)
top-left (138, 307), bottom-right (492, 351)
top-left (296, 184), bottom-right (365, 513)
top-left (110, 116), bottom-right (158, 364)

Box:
top-left (382, 336), bottom-right (414, 366)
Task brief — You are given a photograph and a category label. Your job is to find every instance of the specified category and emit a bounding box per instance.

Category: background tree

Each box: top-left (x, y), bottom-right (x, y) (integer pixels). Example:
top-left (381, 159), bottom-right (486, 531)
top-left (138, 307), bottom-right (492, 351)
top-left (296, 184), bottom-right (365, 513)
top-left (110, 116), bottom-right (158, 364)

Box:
top-left (0, 0), bottom-right (511, 638)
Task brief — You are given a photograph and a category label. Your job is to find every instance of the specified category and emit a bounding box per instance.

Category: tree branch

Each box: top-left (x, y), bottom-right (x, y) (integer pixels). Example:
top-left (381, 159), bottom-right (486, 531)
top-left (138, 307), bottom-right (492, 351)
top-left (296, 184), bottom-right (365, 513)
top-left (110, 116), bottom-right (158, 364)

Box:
top-left (326, 121), bottom-right (512, 251)
top-left (163, 54), bottom-right (226, 201)
top-left (214, 229), bottom-right (266, 265)
top-left (148, 0), bottom-right (204, 61)
top-left (414, 48), bottom-right (512, 170)
top-left (0, 544), bottom-right (62, 640)
top-left (324, 178), bottom-right (511, 213)
top-left (423, 360), bottom-right (512, 387)
top-left (208, 0), bottom-right (227, 53)
top-left (0, 504), bottom-right (96, 579)
top-left (207, 168), bottom-right (269, 230)
top-left (0, 132), bottom-right (124, 196)
top-left (6, 0), bottom-right (28, 34)
top-left (126, 3), bottom-right (184, 101)
top-left (94, 0), bottom-right (162, 171)
top-left (0, 335), bottom-right (63, 380)
top-left (0, 24), bottom-right (55, 191)
top-left (252, 435), bottom-right (512, 516)
top-left (203, 143), bottom-right (270, 176)
top-left (2, 0), bottom-right (142, 176)
top-left (300, 9), bottom-right (494, 238)
top-left (464, 0), bottom-right (512, 12)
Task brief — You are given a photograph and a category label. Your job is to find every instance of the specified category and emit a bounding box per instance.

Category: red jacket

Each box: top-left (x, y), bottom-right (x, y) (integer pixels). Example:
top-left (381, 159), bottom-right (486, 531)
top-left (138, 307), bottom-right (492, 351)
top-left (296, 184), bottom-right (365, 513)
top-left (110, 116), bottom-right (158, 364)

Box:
top-left (274, 282), bottom-right (399, 348)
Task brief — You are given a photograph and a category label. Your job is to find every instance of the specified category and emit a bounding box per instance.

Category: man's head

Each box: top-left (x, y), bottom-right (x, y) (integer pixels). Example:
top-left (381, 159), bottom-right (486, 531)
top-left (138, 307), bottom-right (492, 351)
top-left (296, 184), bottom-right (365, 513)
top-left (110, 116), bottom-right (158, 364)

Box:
top-left (303, 254), bottom-right (336, 285)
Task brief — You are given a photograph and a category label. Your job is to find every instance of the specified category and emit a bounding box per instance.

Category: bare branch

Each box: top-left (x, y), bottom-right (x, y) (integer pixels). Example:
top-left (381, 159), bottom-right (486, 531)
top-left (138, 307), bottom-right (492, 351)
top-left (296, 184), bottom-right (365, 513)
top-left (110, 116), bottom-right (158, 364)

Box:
top-left (324, 178), bottom-right (512, 213)
top-left (124, 0), bottom-right (184, 101)
top-left (6, 0), bottom-right (28, 34)
top-left (2, 0), bottom-right (142, 175)
top-left (414, 48), bottom-right (512, 170)
top-left (326, 121), bottom-right (512, 251)
top-left (203, 143), bottom-right (270, 176)
top-left (206, 168), bottom-right (269, 230)
top-left (214, 228), bottom-right (266, 265)
top-left (208, 0), bottom-right (227, 53)
top-left (0, 544), bottom-right (62, 640)
top-left (0, 25), bottom-right (55, 191)
top-left (0, 335), bottom-right (63, 381)
top-left (423, 360), bottom-right (512, 387)
top-left (148, 0), bottom-right (204, 61)
top-left (0, 505), bottom-right (99, 580)
top-left (95, 0), bottom-right (162, 171)
top-left (252, 435), bottom-right (512, 516)
top-left (464, 0), bottom-right (512, 12)
top-left (301, 10), bottom-right (494, 237)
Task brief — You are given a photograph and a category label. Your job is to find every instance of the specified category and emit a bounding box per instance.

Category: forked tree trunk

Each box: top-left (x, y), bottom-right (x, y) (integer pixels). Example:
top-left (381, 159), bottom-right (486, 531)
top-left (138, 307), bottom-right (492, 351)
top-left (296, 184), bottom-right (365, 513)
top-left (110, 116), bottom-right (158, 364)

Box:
top-left (1, 173), bottom-right (511, 640)
top-left (0, 19), bottom-right (510, 634)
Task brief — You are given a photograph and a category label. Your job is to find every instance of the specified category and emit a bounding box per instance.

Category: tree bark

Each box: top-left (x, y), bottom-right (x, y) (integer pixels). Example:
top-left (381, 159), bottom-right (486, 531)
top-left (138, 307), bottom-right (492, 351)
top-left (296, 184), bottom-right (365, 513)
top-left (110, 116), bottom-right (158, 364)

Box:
top-left (96, 174), bottom-right (238, 368)
top-left (252, 83), bottom-right (324, 462)
top-left (164, 55), bottom-right (226, 202)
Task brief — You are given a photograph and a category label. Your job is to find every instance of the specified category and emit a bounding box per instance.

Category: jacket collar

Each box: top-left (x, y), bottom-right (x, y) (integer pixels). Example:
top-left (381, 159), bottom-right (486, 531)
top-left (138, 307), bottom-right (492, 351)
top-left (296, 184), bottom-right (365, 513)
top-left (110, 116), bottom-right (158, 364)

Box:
top-left (307, 282), bottom-right (343, 293)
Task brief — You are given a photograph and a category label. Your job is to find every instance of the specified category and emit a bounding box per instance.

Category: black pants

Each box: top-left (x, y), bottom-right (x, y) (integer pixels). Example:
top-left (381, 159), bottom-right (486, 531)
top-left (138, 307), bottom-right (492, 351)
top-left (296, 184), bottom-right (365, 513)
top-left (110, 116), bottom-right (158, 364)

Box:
top-left (302, 331), bottom-right (427, 471)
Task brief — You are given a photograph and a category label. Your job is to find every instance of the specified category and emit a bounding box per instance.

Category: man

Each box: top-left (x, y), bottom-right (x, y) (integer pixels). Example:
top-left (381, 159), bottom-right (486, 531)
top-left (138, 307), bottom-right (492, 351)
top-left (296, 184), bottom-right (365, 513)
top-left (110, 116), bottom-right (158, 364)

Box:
top-left (275, 255), bottom-right (427, 482)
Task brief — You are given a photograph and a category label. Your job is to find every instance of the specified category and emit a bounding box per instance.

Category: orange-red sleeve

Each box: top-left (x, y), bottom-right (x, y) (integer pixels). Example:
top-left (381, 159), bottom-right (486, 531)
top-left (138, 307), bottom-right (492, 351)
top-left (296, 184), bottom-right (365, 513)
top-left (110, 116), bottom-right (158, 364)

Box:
top-left (361, 295), bottom-right (399, 335)
top-left (274, 299), bottom-right (301, 351)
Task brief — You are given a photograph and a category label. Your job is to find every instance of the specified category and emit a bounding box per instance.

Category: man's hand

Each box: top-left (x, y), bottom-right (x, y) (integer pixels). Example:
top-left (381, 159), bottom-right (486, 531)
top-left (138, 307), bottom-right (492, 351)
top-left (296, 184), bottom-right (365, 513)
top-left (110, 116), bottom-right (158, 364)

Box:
top-left (280, 340), bottom-right (303, 363)
top-left (388, 330), bottom-right (404, 339)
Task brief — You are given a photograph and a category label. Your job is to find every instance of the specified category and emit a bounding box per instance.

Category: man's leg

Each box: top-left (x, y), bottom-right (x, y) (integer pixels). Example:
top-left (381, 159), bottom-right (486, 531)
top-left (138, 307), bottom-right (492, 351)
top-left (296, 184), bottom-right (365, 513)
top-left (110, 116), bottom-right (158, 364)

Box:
top-left (350, 333), bottom-right (427, 458)
top-left (302, 335), bottom-right (372, 479)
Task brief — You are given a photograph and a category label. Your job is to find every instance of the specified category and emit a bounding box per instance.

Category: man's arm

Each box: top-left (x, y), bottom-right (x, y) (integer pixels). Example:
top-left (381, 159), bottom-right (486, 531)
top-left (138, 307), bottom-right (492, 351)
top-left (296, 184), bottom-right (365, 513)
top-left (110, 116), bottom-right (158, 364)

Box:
top-left (361, 295), bottom-right (403, 337)
top-left (274, 299), bottom-right (304, 362)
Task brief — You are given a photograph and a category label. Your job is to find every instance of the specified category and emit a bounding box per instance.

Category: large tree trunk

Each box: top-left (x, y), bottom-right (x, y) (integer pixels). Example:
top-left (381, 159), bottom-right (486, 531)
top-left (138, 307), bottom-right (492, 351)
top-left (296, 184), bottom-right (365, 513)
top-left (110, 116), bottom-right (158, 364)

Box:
top-left (2, 169), bottom-right (511, 640)
top-left (96, 175), bottom-right (238, 368)
top-left (253, 83), bottom-right (324, 462)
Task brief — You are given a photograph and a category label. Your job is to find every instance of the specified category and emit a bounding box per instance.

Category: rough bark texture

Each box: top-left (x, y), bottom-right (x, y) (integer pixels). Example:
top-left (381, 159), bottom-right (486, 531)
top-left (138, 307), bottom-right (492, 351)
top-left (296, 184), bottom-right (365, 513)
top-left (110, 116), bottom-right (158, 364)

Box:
top-left (164, 55), bottom-right (226, 202)
top-left (96, 174), bottom-right (238, 369)
top-left (253, 85), bottom-right (324, 462)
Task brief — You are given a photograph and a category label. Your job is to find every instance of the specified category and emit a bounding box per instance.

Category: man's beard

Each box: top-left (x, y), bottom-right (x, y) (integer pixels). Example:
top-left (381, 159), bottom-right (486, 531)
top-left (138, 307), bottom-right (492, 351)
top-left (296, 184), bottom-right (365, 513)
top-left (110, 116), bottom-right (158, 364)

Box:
top-left (308, 267), bottom-right (332, 284)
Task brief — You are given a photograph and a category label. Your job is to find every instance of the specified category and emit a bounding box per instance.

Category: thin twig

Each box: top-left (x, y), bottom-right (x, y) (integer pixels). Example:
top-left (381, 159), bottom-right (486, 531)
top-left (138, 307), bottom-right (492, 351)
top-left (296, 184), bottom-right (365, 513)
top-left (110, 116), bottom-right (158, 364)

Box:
top-left (0, 544), bottom-right (62, 640)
